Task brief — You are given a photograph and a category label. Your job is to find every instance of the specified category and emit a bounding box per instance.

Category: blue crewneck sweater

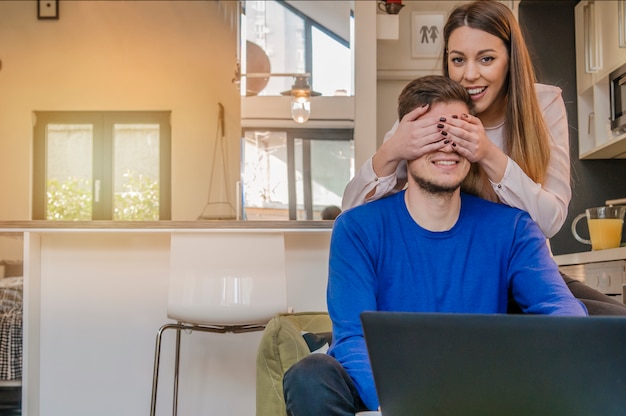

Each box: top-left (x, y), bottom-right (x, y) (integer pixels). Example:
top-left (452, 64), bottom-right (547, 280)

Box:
top-left (327, 191), bottom-right (587, 410)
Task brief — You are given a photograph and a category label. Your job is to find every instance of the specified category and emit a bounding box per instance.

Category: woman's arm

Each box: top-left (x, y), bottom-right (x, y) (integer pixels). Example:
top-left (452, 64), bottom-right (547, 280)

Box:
top-left (342, 105), bottom-right (447, 210)
top-left (340, 135), bottom-right (407, 211)
top-left (489, 85), bottom-right (571, 238)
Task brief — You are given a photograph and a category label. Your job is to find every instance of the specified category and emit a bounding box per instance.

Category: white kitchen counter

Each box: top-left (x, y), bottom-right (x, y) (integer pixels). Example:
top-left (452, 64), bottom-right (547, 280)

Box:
top-left (0, 221), bottom-right (333, 416)
top-left (553, 246), bottom-right (626, 301)
top-left (552, 246), bottom-right (626, 266)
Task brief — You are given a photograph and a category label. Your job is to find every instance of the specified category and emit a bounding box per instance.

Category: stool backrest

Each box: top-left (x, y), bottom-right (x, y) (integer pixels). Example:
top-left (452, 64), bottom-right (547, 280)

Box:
top-left (168, 232), bottom-right (288, 325)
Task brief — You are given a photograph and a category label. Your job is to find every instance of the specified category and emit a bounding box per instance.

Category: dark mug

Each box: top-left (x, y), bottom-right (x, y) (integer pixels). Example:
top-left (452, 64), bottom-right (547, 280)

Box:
top-left (378, 1), bottom-right (404, 15)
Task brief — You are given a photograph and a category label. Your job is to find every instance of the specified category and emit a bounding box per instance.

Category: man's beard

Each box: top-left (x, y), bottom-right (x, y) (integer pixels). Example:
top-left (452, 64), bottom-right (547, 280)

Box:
top-left (411, 172), bottom-right (462, 195)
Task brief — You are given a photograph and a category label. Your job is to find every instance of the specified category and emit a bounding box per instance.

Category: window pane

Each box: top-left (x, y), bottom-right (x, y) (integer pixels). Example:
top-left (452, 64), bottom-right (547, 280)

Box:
top-left (310, 139), bottom-right (353, 217)
top-left (242, 0), bottom-right (353, 97)
top-left (241, 130), bottom-right (289, 220)
top-left (113, 124), bottom-right (160, 221)
top-left (45, 124), bottom-right (93, 220)
top-left (242, 128), bottom-right (354, 220)
top-left (245, 0), bottom-right (306, 96)
top-left (312, 27), bottom-right (352, 96)
top-left (293, 138), bottom-right (353, 220)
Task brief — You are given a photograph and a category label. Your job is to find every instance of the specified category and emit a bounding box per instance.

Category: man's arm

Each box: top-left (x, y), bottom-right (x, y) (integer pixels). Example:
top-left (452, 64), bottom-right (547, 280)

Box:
top-left (508, 213), bottom-right (587, 316)
top-left (327, 213), bottom-right (382, 410)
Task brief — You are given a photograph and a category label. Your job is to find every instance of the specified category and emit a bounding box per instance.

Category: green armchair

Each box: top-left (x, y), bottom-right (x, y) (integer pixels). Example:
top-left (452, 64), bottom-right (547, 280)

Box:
top-left (256, 311), bottom-right (332, 416)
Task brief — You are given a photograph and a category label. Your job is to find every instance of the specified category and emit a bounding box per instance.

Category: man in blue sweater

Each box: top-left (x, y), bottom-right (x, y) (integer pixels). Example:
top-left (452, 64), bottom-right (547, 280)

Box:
top-left (283, 75), bottom-right (587, 416)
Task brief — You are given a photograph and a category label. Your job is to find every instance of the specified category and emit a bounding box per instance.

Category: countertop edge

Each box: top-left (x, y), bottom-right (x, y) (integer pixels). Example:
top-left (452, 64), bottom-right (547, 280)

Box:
top-left (0, 220), bottom-right (334, 232)
top-left (553, 246), bottom-right (626, 265)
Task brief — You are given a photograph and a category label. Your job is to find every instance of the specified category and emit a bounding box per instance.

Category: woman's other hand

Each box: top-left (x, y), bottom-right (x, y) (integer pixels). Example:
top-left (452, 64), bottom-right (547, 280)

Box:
top-left (444, 113), bottom-right (508, 183)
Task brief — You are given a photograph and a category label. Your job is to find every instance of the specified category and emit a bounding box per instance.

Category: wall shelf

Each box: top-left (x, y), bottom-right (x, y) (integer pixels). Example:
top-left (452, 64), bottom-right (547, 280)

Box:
top-left (580, 131), bottom-right (626, 159)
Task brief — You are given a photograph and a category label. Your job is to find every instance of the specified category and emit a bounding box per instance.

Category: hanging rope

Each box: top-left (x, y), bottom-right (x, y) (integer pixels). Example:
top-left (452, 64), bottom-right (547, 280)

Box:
top-left (197, 103), bottom-right (237, 220)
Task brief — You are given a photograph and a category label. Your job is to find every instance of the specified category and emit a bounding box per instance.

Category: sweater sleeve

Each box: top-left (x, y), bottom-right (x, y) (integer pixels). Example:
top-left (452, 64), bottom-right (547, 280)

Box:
top-left (326, 214), bottom-right (381, 410)
top-left (508, 212), bottom-right (587, 316)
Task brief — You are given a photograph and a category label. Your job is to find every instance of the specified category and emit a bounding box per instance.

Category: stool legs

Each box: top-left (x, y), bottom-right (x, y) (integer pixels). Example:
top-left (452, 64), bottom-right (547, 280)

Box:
top-left (150, 323), bottom-right (179, 416)
top-left (149, 322), bottom-right (267, 416)
top-left (172, 328), bottom-right (181, 416)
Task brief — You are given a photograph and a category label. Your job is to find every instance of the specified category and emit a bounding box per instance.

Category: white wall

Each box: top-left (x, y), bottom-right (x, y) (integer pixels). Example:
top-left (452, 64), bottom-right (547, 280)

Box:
top-left (376, 1), bottom-right (451, 147)
top-left (0, 0), bottom-right (240, 223)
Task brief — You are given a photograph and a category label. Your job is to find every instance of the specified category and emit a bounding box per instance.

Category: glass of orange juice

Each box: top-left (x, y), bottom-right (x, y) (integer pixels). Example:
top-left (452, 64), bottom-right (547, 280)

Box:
top-left (571, 206), bottom-right (626, 250)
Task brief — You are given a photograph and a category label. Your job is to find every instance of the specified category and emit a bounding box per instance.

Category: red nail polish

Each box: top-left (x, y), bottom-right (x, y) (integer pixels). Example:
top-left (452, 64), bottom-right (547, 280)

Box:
top-left (439, 117), bottom-right (446, 122)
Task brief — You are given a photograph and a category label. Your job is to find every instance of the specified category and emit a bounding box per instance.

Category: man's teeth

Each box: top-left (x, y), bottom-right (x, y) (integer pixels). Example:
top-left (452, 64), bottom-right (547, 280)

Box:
top-left (467, 87), bottom-right (486, 95)
top-left (435, 161), bottom-right (456, 165)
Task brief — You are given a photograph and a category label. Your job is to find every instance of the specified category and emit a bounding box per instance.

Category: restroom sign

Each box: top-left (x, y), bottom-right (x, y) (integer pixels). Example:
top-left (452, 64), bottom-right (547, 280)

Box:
top-left (411, 12), bottom-right (445, 59)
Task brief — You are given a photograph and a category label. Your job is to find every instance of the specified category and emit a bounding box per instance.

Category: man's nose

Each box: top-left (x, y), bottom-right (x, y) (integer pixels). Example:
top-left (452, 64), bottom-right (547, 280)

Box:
top-left (439, 140), bottom-right (456, 153)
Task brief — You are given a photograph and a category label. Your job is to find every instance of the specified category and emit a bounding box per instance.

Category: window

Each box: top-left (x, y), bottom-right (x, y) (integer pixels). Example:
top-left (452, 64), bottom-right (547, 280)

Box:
top-left (241, 128), bottom-right (353, 220)
top-left (243, 0), bottom-right (352, 97)
top-left (33, 111), bottom-right (171, 220)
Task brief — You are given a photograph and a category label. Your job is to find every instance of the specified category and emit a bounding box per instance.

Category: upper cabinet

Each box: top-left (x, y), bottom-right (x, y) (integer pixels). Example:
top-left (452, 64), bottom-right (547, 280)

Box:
top-left (598, 1), bottom-right (626, 79)
top-left (575, 0), bottom-right (599, 93)
top-left (575, 0), bottom-right (626, 159)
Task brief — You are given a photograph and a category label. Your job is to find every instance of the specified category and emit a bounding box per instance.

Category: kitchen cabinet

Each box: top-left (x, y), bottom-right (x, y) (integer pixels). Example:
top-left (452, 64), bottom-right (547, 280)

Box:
top-left (575, 0), bottom-right (598, 93)
top-left (574, 0), bottom-right (626, 159)
top-left (554, 247), bottom-right (626, 303)
top-left (599, 1), bottom-right (626, 77)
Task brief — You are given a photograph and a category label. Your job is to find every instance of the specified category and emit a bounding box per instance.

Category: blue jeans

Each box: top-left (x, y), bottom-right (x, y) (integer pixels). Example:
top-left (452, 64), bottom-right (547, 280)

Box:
top-left (283, 354), bottom-right (369, 416)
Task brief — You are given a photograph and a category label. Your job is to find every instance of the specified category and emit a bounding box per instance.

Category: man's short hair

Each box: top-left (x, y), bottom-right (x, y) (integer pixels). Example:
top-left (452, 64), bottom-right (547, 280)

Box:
top-left (397, 75), bottom-right (474, 120)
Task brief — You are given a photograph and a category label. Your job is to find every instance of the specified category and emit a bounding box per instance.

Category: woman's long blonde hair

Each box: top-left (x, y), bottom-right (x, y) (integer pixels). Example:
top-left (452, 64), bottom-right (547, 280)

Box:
top-left (443, 0), bottom-right (551, 198)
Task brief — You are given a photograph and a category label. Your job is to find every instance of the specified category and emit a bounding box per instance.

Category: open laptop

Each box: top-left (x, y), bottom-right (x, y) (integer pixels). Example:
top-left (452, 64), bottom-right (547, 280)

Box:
top-left (361, 312), bottom-right (626, 416)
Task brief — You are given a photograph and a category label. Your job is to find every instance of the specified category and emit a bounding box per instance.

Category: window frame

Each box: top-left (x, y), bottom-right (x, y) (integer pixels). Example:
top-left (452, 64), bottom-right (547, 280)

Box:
top-left (33, 111), bottom-right (171, 220)
top-left (241, 127), bottom-right (353, 220)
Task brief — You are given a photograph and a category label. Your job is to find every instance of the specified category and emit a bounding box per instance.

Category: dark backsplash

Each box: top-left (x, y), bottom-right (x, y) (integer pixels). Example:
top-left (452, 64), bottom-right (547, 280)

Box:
top-left (519, 0), bottom-right (626, 255)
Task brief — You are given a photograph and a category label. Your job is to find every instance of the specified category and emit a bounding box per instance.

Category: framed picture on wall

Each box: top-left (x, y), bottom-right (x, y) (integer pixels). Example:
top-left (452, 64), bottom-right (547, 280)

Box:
top-left (411, 12), bottom-right (445, 59)
top-left (38, 0), bottom-right (59, 20)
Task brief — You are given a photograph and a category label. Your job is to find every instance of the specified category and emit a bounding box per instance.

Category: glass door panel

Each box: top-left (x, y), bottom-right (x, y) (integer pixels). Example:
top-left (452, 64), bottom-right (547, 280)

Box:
top-left (45, 124), bottom-right (93, 220)
top-left (242, 130), bottom-right (290, 220)
top-left (310, 139), bottom-right (352, 217)
top-left (241, 128), bottom-right (354, 220)
top-left (113, 124), bottom-right (161, 220)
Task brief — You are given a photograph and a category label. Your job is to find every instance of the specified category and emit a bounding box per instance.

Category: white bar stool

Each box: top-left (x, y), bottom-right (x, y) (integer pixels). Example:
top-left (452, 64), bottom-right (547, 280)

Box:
top-left (150, 232), bottom-right (288, 416)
